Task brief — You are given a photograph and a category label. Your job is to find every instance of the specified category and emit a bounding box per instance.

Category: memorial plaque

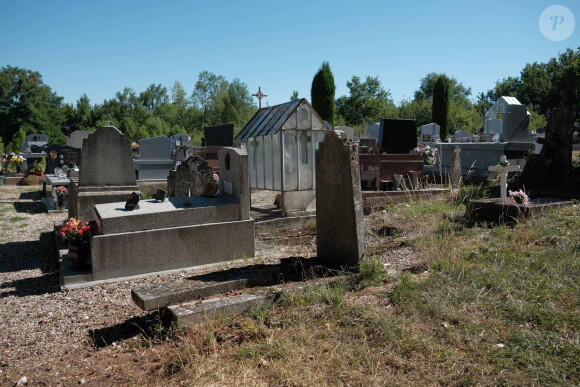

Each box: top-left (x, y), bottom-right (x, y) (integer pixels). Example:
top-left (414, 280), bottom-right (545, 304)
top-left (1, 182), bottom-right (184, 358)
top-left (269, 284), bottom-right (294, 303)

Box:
top-left (125, 192), bottom-right (140, 211)
top-left (154, 189), bottom-right (167, 202)
top-left (46, 144), bottom-right (82, 174)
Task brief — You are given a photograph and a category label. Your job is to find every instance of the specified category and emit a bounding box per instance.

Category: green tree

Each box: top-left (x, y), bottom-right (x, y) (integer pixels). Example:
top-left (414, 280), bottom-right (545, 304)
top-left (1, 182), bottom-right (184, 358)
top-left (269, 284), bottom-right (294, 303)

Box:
top-left (336, 75), bottom-right (396, 132)
top-left (0, 66), bottom-right (65, 146)
top-left (290, 90), bottom-right (299, 102)
top-left (414, 72), bottom-right (472, 106)
top-left (432, 75), bottom-right (450, 139)
top-left (139, 84), bottom-right (168, 111)
top-left (311, 62), bottom-right (336, 126)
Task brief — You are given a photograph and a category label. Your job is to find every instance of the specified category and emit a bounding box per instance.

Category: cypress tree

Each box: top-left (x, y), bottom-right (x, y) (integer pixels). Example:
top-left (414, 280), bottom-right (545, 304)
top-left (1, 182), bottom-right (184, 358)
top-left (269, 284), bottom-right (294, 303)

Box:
top-left (432, 75), bottom-right (450, 139)
top-left (311, 61), bottom-right (336, 127)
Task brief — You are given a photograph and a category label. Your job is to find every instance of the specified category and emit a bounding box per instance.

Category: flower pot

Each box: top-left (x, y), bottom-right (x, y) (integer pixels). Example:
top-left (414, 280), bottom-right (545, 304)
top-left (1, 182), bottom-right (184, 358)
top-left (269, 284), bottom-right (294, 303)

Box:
top-left (68, 243), bottom-right (91, 271)
top-left (33, 170), bottom-right (44, 176)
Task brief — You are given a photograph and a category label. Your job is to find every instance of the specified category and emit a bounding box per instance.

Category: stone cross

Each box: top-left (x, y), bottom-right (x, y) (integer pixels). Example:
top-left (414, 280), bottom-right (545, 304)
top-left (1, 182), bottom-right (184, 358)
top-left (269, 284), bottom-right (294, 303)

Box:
top-left (488, 155), bottom-right (520, 204)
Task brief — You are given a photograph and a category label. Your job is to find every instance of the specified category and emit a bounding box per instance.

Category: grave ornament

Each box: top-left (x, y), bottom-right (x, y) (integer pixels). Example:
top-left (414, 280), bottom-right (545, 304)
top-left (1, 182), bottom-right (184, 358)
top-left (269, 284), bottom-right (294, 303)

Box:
top-left (488, 155), bottom-right (520, 204)
top-left (125, 192), bottom-right (140, 211)
top-left (154, 189), bottom-right (167, 202)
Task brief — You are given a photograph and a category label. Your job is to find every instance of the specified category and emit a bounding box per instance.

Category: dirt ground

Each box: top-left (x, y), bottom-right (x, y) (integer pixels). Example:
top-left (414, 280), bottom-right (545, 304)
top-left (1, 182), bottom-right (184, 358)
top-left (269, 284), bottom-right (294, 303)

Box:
top-left (0, 185), bottom-right (425, 386)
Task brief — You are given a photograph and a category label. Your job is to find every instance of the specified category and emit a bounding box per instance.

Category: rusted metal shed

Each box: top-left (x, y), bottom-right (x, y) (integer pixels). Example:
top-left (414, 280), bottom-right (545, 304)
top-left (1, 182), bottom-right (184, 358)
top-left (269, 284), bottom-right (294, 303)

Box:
top-left (235, 98), bottom-right (330, 216)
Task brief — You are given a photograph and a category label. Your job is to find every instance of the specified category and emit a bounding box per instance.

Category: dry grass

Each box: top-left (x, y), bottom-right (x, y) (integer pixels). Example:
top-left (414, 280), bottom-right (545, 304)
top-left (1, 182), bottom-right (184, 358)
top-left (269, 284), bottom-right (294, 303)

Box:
top-left (147, 195), bottom-right (580, 386)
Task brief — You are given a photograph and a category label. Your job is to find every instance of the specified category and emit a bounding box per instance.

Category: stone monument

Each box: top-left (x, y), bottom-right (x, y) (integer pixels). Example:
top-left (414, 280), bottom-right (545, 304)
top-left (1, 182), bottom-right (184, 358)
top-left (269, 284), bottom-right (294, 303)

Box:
top-left (449, 146), bottom-right (462, 187)
top-left (167, 155), bottom-right (214, 197)
top-left (68, 126), bottom-right (141, 221)
top-left (316, 131), bottom-right (365, 267)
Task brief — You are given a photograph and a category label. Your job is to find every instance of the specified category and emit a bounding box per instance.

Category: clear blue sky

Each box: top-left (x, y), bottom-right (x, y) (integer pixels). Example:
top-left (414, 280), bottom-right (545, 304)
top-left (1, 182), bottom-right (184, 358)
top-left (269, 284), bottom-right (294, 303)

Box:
top-left (2, 0), bottom-right (578, 107)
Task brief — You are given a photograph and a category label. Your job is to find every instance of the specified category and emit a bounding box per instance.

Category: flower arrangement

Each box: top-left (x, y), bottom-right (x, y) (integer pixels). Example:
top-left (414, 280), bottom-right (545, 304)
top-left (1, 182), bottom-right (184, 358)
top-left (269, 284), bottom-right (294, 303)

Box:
top-left (0, 153), bottom-right (7, 173)
top-left (10, 155), bottom-right (25, 164)
top-left (212, 173), bottom-right (219, 182)
top-left (414, 144), bottom-right (438, 165)
top-left (59, 218), bottom-right (94, 246)
top-left (131, 142), bottom-right (139, 150)
top-left (31, 156), bottom-right (46, 173)
top-left (508, 189), bottom-right (529, 205)
top-left (54, 185), bottom-right (68, 198)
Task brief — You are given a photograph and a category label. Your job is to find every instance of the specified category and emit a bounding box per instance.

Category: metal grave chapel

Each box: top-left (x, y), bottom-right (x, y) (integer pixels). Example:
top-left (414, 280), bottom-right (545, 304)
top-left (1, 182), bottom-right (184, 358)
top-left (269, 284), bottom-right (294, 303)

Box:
top-left (235, 98), bottom-right (330, 216)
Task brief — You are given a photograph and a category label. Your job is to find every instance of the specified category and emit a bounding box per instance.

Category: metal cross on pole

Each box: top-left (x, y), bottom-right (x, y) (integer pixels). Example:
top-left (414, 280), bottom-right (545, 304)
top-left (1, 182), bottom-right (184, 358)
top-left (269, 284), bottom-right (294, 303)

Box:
top-left (252, 87), bottom-right (267, 110)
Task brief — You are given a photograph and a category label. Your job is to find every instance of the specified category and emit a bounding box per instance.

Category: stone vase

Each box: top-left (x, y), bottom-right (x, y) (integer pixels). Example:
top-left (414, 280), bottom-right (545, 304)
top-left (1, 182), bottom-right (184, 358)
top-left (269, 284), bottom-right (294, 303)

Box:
top-left (68, 242), bottom-right (90, 271)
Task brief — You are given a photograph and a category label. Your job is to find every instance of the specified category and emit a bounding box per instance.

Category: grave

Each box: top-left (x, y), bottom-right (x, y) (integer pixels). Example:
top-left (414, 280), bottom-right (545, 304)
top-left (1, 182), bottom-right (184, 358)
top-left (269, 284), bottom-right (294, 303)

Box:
top-left (420, 123), bottom-right (440, 143)
top-left (378, 119), bottom-right (417, 154)
top-left (316, 131), bottom-right (365, 267)
top-left (171, 133), bottom-right (191, 147)
top-left (66, 130), bottom-right (92, 149)
top-left (167, 155), bottom-right (214, 197)
top-left (359, 154), bottom-right (423, 190)
top-left (204, 123), bottom-right (234, 172)
top-left (68, 125), bottom-right (142, 221)
top-left (135, 136), bottom-right (174, 181)
top-left (85, 147), bottom-right (253, 282)
top-left (46, 144), bottom-right (82, 174)
top-left (21, 133), bottom-right (48, 172)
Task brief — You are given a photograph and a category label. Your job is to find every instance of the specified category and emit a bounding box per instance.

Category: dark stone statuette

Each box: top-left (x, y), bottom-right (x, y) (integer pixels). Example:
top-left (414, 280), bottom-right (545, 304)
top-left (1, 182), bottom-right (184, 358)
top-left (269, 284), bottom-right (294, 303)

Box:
top-left (125, 192), bottom-right (140, 211)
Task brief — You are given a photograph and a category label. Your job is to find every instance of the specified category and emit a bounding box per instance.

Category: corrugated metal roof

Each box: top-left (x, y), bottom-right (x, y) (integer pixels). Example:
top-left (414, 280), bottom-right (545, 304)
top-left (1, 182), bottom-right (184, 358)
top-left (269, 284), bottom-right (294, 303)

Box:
top-left (236, 99), bottom-right (329, 143)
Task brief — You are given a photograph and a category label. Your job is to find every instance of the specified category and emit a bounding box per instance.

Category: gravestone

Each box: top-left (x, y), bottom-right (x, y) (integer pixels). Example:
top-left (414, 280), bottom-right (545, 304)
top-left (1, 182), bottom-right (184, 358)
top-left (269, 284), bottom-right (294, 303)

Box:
top-left (136, 136), bottom-right (173, 180)
top-left (316, 131), bottom-right (365, 267)
top-left (23, 134), bottom-right (48, 153)
top-left (66, 130), bottom-right (92, 149)
top-left (449, 146), bottom-right (462, 187)
top-left (378, 119), bottom-right (417, 154)
top-left (68, 126), bottom-right (141, 221)
top-left (167, 155), bottom-right (214, 197)
top-left (452, 130), bottom-right (474, 142)
top-left (420, 123), bottom-right (440, 143)
top-left (503, 104), bottom-right (530, 142)
top-left (172, 144), bottom-right (195, 169)
top-left (488, 155), bottom-right (520, 203)
top-left (204, 124), bottom-right (234, 172)
top-left (204, 124), bottom-right (234, 147)
top-left (46, 144), bottom-right (82, 174)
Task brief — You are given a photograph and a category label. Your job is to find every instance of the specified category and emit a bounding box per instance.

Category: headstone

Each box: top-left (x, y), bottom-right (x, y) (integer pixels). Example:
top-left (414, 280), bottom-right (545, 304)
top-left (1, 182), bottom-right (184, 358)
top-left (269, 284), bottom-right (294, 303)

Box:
top-left (136, 136), bottom-right (173, 180)
top-left (316, 131), bottom-right (365, 267)
top-left (172, 144), bottom-right (195, 169)
top-left (449, 146), bottom-right (462, 187)
top-left (68, 126), bottom-right (141, 221)
top-left (167, 155), bottom-right (214, 197)
top-left (23, 134), bottom-right (48, 153)
top-left (66, 130), bottom-right (92, 149)
top-left (420, 123), bottom-right (440, 143)
top-left (46, 144), bottom-right (82, 174)
top-left (204, 124), bottom-right (234, 147)
top-left (378, 119), bottom-right (417, 154)
top-left (368, 122), bottom-right (380, 140)
top-left (334, 126), bottom-right (354, 140)
top-left (488, 155), bottom-right (521, 204)
top-left (503, 104), bottom-right (530, 142)
top-left (79, 126), bottom-right (137, 187)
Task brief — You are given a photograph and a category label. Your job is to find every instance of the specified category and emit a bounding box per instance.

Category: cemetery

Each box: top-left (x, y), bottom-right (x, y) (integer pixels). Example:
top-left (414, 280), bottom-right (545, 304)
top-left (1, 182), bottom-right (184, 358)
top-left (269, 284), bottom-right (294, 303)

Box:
top-left (0, 98), bottom-right (578, 385)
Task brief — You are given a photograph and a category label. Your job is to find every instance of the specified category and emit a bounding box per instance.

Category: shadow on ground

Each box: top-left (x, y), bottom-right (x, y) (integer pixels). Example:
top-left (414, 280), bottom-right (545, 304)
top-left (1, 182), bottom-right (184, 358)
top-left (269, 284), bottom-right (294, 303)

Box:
top-left (89, 311), bottom-right (167, 348)
top-left (13, 200), bottom-right (46, 214)
top-left (0, 231), bottom-right (60, 297)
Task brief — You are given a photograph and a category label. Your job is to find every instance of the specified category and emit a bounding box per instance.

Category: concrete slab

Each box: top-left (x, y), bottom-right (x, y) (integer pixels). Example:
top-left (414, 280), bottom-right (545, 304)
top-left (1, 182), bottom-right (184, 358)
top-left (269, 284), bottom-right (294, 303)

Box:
top-left (466, 198), bottom-right (575, 222)
top-left (94, 195), bottom-right (241, 235)
top-left (132, 265), bottom-right (283, 311)
top-left (167, 293), bottom-right (277, 325)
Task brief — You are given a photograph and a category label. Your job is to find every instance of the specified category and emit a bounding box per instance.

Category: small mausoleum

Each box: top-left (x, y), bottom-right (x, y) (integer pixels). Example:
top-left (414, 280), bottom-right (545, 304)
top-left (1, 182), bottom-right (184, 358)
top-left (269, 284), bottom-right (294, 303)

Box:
top-left (235, 99), bottom-right (330, 216)
top-left (484, 96), bottom-right (530, 142)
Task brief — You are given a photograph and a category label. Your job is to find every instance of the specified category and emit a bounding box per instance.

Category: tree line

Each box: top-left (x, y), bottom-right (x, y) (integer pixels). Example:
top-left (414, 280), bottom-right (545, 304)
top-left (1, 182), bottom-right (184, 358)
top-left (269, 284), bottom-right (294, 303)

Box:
top-left (1, 47), bottom-right (577, 154)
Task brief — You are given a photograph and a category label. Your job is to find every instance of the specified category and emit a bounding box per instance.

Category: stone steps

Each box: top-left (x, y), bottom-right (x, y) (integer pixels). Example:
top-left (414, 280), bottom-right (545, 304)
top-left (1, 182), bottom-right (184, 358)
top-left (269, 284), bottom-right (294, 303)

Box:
top-left (132, 257), bottom-right (320, 311)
